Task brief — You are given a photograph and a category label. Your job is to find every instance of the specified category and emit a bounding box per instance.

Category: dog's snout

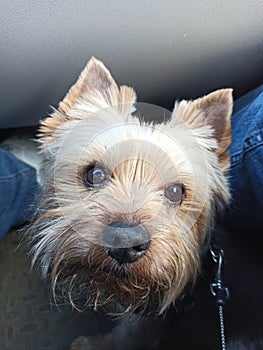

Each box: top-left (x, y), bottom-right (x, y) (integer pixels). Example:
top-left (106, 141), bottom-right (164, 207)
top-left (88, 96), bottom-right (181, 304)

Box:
top-left (103, 222), bottom-right (150, 264)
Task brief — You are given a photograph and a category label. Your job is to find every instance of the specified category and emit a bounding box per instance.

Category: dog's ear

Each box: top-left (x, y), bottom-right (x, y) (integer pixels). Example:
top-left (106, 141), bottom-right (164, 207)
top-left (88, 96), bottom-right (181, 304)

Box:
top-left (171, 89), bottom-right (233, 172)
top-left (59, 57), bottom-right (136, 116)
top-left (39, 57), bottom-right (136, 139)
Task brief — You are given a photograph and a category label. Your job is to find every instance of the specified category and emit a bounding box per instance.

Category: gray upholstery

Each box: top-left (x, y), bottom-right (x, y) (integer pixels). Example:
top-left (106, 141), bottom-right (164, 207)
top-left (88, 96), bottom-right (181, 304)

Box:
top-left (0, 1), bottom-right (263, 128)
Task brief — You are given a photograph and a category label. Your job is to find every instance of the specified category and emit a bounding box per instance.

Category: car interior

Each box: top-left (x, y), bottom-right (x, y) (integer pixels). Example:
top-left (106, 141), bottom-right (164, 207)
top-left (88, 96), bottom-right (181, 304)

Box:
top-left (0, 2), bottom-right (263, 349)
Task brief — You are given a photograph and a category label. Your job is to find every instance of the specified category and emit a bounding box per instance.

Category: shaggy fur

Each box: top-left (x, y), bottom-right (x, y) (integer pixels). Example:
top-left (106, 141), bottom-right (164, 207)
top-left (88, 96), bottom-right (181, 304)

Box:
top-left (29, 57), bottom-right (233, 348)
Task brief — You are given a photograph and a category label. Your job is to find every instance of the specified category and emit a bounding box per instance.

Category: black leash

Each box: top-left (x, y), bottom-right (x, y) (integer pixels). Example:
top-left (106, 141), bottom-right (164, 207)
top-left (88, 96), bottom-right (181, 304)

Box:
top-left (209, 246), bottom-right (230, 350)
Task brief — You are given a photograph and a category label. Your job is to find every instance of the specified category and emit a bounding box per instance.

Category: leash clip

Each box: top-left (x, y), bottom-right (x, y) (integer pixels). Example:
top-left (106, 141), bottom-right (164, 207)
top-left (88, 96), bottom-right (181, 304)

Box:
top-left (209, 246), bottom-right (230, 306)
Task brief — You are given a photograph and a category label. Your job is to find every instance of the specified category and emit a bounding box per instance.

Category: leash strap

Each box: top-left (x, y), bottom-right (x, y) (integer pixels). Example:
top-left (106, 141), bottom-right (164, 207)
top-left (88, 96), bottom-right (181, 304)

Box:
top-left (218, 305), bottom-right (226, 350)
top-left (209, 246), bottom-right (230, 350)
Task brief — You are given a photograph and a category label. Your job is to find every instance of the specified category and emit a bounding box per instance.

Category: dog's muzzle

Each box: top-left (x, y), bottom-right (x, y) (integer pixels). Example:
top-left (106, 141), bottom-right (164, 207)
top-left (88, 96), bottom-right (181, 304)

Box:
top-left (102, 222), bottom-right (150, 264)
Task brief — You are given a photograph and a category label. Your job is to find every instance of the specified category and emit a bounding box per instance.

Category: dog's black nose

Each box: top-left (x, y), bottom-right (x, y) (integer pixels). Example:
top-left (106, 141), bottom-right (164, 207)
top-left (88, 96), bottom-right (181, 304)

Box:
top-left (103, 222), bottom-right (150, 264)
top-left (108, 243), bottom-right (150, 264)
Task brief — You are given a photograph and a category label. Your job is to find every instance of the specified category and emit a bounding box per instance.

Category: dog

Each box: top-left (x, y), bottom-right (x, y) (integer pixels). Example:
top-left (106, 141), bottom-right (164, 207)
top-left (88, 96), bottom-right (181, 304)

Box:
top-left (29, 57), bottom-right (233, 349)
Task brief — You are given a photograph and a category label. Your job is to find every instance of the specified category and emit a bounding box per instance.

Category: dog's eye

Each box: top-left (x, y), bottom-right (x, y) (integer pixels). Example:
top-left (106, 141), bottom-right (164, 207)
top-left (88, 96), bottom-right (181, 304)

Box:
top-left (83, 165), bottom-right (108, 188)
top-left (164, 183), bottom-right (184, 204)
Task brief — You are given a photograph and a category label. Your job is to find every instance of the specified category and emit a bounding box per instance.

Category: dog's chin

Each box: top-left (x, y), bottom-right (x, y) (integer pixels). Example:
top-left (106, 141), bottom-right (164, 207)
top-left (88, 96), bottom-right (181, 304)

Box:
top-left (87, 274), bottom-right (163, 316)
top-left (52, 254), bottom-right (165, 316)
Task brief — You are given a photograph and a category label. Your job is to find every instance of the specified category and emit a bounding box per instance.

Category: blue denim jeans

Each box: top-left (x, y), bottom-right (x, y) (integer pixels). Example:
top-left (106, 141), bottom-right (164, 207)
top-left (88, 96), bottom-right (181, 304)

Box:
top-left (0, 148), bottom-right (39, 237)
top-left (224, 84), bottom-right (263, 230)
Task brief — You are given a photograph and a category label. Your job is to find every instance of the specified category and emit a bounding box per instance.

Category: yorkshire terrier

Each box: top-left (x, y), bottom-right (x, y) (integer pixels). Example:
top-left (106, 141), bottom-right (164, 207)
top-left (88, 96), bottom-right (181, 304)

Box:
top-left (29, 57), bottom-right (233, 349)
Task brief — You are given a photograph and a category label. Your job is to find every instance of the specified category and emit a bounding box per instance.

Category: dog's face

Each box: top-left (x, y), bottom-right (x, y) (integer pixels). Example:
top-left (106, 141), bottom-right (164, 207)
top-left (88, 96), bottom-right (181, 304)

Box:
top-left (30, 57), bottom-right (232, 315)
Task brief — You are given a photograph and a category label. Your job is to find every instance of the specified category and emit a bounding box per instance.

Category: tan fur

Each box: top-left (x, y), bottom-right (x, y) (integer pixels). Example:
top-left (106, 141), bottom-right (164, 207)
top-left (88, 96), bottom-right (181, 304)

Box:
top-left (39, 57), bottom-right (136, 143)
top-left (171, 88), bottom-right (233, 173)
top-left (29, 57), bottom-right (233, 316)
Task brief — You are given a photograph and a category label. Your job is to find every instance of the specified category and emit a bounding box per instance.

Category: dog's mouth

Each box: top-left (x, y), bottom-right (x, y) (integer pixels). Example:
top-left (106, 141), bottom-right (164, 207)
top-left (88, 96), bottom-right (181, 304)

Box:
top-left (48, 235), bottom-right (199, 315)
top-left (49, 244), bottom-right (164, 315)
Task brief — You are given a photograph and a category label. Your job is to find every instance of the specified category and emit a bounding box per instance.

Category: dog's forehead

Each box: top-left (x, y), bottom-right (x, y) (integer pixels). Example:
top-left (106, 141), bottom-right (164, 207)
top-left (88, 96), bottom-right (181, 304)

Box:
top-left (77, 122), bottom-right (195, 173)
top-left (55, 118), bottom-right (210, 184)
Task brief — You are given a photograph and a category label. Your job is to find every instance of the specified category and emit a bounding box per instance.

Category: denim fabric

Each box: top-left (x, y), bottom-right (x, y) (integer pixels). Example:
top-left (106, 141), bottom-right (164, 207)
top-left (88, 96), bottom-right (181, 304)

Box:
top-left (0, 148), bottom-right (39, 237)
top-left (224, 84), bottom-right (263, 229)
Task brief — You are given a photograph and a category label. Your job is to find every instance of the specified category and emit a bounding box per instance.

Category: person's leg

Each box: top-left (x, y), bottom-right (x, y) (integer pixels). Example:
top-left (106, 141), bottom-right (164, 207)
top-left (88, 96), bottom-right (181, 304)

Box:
top-left (0, 148), bottom-right (39, 237)
top-left (224, 84), bottom-right (263, 229)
